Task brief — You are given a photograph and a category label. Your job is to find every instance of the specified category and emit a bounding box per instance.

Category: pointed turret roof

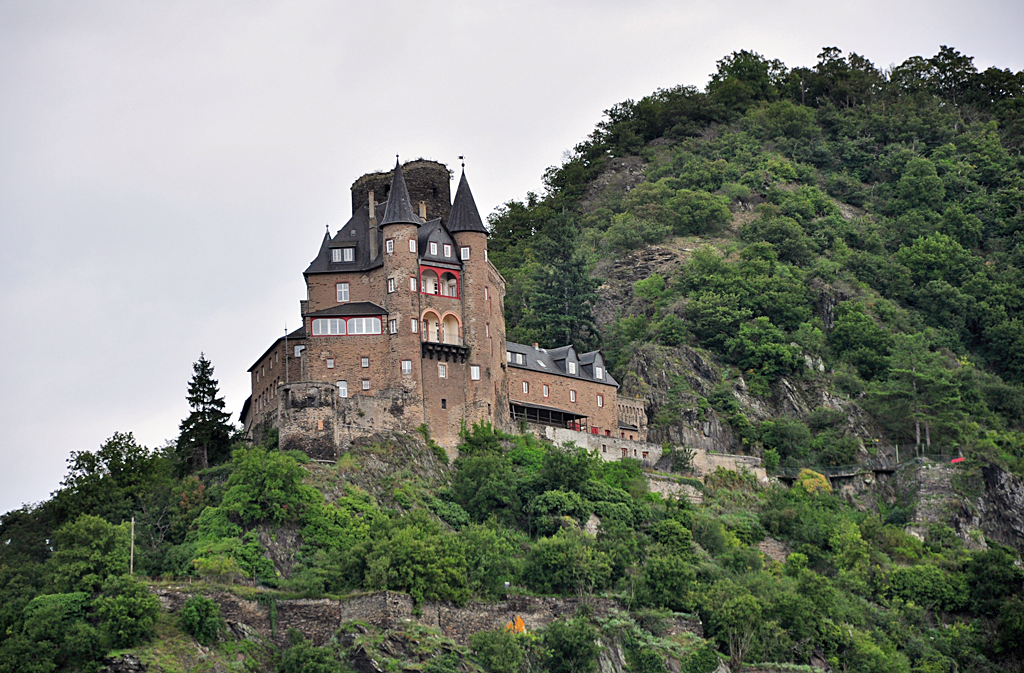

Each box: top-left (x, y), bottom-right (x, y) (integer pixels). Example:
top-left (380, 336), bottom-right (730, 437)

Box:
top-left (447, 170), bottom-right (488, 234)
top-left (380, 159), bottom-right (423, 227)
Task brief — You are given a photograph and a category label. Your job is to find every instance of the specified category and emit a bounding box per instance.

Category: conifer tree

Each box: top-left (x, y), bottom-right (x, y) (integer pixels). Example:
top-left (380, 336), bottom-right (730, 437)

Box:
top-left (176, 354), bottom-right (233, 473)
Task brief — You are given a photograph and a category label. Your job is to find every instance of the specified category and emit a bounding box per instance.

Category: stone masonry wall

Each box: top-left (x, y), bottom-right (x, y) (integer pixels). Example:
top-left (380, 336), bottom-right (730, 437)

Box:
top-left (153, 589), bottom-right (702, 648)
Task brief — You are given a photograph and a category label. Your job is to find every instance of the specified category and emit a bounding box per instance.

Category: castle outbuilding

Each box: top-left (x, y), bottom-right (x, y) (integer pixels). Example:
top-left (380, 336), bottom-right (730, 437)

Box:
top-left (242, 159), bottom-right (646, 458)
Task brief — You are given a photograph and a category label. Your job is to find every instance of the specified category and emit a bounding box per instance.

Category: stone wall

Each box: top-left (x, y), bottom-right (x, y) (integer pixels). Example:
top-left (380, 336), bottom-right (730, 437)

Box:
top-left (153, 589), bottom-right (702, 647)
top-left (351, 160), bottom-right (452, 224)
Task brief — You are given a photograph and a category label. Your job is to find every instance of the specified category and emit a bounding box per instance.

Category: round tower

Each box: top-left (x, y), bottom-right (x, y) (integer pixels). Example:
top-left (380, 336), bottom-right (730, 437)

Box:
top-left (377, 160), bottom-right (427, 430)
top-left (351, 160), bottom-right (452, 224)
top-left (448, 169), bottom-right (509, 430)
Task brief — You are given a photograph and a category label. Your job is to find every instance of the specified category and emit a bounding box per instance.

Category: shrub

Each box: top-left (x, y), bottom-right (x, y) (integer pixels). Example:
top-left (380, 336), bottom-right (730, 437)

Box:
top-left (470, 629), bottom-right (525, 673)
top-left (795, 469), bottom-right (832, 495)
top-left (180, 595), bottom-right (223, 646)
top-left (94, 575), bottom-right (160, 648)
top-left (542, 619), bottom-right (600, 673)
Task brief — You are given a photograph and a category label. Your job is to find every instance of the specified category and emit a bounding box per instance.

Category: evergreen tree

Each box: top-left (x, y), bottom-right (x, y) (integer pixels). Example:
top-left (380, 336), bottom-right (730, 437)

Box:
top-left (176, 354), bottom-right (233, 473)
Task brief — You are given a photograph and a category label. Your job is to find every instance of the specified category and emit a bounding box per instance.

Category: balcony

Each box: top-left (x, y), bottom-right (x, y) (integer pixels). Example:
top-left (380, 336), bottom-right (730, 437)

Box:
top-left (421, 341), bottom-right (470, 363)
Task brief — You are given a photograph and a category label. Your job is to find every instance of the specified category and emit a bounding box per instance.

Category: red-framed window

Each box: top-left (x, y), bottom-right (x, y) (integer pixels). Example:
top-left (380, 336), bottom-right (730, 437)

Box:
top-left (419, 265), bottom-right (461, 299)
top-left (311, 316), bottom-right (383, 336)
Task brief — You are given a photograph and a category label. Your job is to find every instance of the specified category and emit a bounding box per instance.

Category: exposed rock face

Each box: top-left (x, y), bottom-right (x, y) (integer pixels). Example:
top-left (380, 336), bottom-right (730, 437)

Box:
top-left (99, 655), bottom-right (146, 673)
top-left (581, 156), bottom-right (647, 213)
top-left (978, 465), bottom-right (1024, 547)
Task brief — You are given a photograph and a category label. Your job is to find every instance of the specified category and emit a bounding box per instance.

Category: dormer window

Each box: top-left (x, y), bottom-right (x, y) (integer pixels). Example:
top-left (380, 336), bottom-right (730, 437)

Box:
top-left (443, 244), bottom-right (452, 258)
top-left (568, 361), bottom-right (577, 375)
top-left (430, 242), bottom-right (438, 256)
top-left (332, 247), bottom-right (355, 263)
top-left (595, 366), bottom-right (603, 380)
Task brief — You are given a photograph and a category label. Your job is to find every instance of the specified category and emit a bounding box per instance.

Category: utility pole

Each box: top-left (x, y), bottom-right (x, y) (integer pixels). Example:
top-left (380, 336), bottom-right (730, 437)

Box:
top-left (130, 517), bottom-right (135, 576)
top-left (284, 324), bottom-right (289, 384)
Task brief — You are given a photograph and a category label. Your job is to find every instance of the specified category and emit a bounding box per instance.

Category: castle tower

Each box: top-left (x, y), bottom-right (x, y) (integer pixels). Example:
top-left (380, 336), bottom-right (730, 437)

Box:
top-left (379, 160), bottom-right (427, 429)
top-left (448, 169), bottom-right (508, 429)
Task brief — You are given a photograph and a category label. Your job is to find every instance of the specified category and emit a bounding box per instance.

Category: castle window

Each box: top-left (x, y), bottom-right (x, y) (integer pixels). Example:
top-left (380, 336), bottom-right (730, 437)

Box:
top-left (327, 358), bottom-right (334, 369)
top-left (362, 379), bottom-right (370, 390)
top-left (570, 390), bottom-right (577, 403)
top-left (515, 353), bottom-right (525, 365)
top-left (385, 239), bottom-right (394, 254)
top-left (312, 318), bottom-right (346, 335)
top-left (348, 317), bottom-right (382, 334)
top-left (337, 283), bottom-right (349, 302)
top-left (471, 365), bottom-right (481, 380)
top-left (461, 246), bottom-right (470, 260)
top-left (595, 366), bottom-right (603, 380)
top-left (402, 360), bottom-right (412, 375)
top-left (438, 363), bottom-right (447, 379)
top-left (568, 361), bottom-right (577, 375)
top-left (443, 244), bottom-right (452, 258)
top-left (484, 287), bottom-right (488, 300)
top-left (409, 239), bottom-right (416, 253)
top-left (411, 318), bottom-right (419, 333)
top-left (484, 249), bottom-right (488, 262)
top-left (506, 351), bottom-right (512, 362)
top-left (410, 277), bottom-right (417, 292)
top-left (597, 394), bottom-right (604, 408)
top-left (543, 384), bottom-right (549, 397)
top-left (441, 398), bottom-right (447, 409)
top-left (389, 319), bottom-right (397, 334)
top-left (295, 345), bottom-right (305, 357)
top-left (522, 381), bottom-right (529, 394)
top-left (332, 247), bottom-right (355, 263)
top-left (430, 242), bottom-right (438, 256)
top-left (485, 323), bottom-right (489, 337)
top-left (337, 381), bottom-right (348, 398)
top-left (361, 357), bottom-right (369, 368)
top-left (387, 278), bottom-right (395, 293)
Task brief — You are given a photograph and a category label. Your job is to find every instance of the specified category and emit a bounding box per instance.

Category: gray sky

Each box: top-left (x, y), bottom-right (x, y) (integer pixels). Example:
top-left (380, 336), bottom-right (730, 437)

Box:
top-left (1, 0), bottom-right (1021, 514)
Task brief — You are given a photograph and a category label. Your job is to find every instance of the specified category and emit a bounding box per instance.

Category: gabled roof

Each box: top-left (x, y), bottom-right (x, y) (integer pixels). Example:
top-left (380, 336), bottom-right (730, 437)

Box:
top-left (307, 302), bottom-right (387, 317)
top-left (380, 159), bottom-right (424, 227)
top-left (418, 218), bottom-right (462, 268)
top-left (248, 326), bottom-right (307, 372)
top-left (447, 170), bottom-right (488, 234)
top-left (304, 203), bottom-right (386, 275)
top-left (506, 341), bottom-right (618, 388)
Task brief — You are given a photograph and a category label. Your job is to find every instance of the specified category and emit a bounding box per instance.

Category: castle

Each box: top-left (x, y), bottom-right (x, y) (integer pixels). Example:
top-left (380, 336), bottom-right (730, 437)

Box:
top-left (241, 159), bottom-right (648, 459)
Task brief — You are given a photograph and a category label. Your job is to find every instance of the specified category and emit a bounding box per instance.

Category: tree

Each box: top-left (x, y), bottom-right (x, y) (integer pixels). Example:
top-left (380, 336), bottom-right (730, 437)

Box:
top-left (177, 354), bottom-right (234, 472)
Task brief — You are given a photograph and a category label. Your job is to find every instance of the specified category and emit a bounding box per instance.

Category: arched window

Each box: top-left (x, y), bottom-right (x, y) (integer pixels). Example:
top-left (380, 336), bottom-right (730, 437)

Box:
top-left (423, 311), bottom-right (441, 343)
top-left (439, 272), bottom-right (459, 298)
top-left (442, 314), bottom-right (461, 345)
top-left (421, 269), bottom-right (439, 295)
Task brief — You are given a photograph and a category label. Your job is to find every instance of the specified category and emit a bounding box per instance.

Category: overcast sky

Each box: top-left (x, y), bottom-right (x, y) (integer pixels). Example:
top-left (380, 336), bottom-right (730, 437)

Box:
top-left (1, 0), bottom-right (1021, 514)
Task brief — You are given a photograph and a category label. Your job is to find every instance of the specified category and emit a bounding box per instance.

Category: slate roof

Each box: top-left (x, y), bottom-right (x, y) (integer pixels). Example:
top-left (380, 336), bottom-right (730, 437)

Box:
top-left (306, 302), bottom-right (387, 317)
top-left (304, 203), bottom-right (387, 275)
top-left (380, 159), bottom-right (424, 227)
top-left (447, 171), bottom-right (488, 233)
top-left (418, 218), bottom-right (463, 269)
top-left (505, 341), bottom-right (618, 387)
top-left (248, 326), bottom-right (307, 372)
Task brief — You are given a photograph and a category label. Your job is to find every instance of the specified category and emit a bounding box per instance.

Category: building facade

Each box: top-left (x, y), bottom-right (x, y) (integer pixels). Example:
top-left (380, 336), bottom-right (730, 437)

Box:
top-left (243, 159), bottom-right (645, 456)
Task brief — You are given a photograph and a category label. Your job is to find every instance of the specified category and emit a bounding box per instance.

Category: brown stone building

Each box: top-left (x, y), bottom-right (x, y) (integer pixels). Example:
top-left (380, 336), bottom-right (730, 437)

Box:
top-left (242, 159), bottom-right (645, 456)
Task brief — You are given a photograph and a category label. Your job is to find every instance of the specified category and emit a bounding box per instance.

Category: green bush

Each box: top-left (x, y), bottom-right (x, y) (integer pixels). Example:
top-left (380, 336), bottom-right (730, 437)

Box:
top-left (180, 595), bottom-right (222, 646)
top-left (94, 575), bottom-right (160, 648)
top-left (470, 629), bottom-right (525, 673)
top-left (542, 618), bottom-right (600, 673)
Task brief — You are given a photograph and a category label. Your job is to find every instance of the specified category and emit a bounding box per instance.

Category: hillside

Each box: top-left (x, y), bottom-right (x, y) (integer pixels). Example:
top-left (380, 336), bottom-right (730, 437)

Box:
top-left (3, 45), bottom-right (1024, 673)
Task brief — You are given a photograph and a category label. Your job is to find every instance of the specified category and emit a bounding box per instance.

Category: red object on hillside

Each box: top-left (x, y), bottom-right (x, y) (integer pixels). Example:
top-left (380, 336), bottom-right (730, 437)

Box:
top-left (951, 457), bottom-right (965, 463)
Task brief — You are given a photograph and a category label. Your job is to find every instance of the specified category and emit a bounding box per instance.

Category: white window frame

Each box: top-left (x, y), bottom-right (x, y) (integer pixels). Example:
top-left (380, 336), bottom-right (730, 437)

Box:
top-left (337, 381), bottom-right (348, 398)
top-left (347, 317), bottom-right (382, 334)
top-left (409, 238), bottom-right (416, 253)
top-left (595, 366), bottom-right (603, 380)
top-left (522, 381), bottom-right (529, 394)
top-left (327, 358), bottom-right (334, 369)
top-left (506, 351), bottom-right (512, 362)
top-left (430, 242), bottom-right (438, 255)
top-left (597, 394), bottom-right (604, 408)
top-left (570, 389), bottom-right (577, 403)
top-left (443, 244), bottom-right (452, 258)
top-left (411, 318), bottom-right (419, 333)
top-left (543, 384), bottom-right (549, 398)
top-left (337, 282), bottom-right (349, 302)
top-left (438, 363), bottom-right (447, 379)
top-left (387, 278), bottom-right (396, 293)
top-left (295, 345), bottom-right (305, 358)
top-left (401, 360), bottom-right (413, 375)
top-left (568, 361), bottom-right (577, 375)
top-left (470, 365), bottom-right (481, 381)
top-left (389, 319), bottom-right (397, 334)
top-left (361, 379), bottom-right (370, 390)
top-left (410, 276), bottom-right (417, 292)
top-left (385, 238), bottom-right (394, 254)
top-left (361, 357), bottom-right (369, 368)
top-left (461, 246), bottom-right (470, 260)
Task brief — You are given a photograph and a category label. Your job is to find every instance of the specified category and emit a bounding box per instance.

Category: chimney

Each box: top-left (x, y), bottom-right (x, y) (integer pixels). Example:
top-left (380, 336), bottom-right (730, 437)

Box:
top-left (368, 190), bottom-right (378, 259)
top-left (419, 200), bottom-right (427, 220)
top-left (533, 343), bottom-right (539, 350)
